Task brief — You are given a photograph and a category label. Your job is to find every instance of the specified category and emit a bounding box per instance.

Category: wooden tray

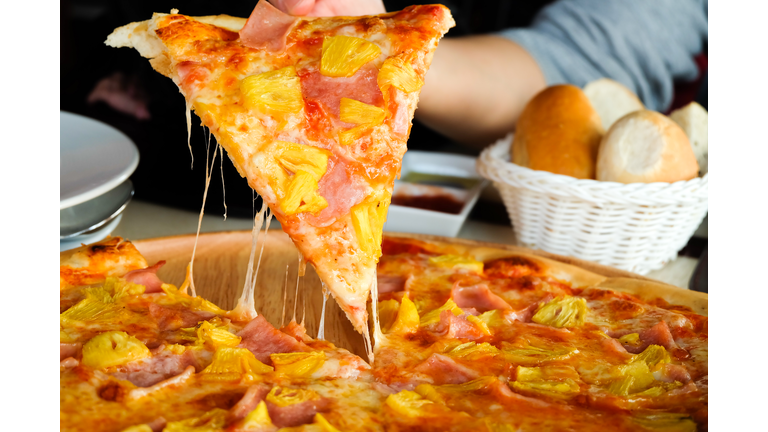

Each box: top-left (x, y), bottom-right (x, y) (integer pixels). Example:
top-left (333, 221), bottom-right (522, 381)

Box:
top-left (133, 230), bottom-right (685, 357)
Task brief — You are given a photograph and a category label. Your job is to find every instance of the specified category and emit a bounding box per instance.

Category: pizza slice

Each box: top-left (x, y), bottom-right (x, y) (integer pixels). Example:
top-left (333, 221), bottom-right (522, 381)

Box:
top-left (106, 2), bottom-right (454, 333)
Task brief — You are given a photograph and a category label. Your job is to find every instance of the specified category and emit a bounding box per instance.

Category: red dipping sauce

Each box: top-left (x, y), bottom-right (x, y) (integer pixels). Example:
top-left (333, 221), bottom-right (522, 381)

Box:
top-left (391, 194), bottom-right (464, 215)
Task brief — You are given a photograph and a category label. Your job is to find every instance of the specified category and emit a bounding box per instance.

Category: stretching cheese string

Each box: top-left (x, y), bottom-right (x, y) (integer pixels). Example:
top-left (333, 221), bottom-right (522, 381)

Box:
top-left (230, 200), bottom-right (269, 320)
top-left (187, 127), bottom-right (219, 297)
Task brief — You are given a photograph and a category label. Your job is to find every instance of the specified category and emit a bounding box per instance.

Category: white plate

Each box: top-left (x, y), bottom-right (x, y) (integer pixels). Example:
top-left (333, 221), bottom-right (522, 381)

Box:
top-left (60, 214), bottom-right (123, 252)
top-left (60, 111), bottom-right (139, 209)
top-left (384, 151), bottom-right (486, 237)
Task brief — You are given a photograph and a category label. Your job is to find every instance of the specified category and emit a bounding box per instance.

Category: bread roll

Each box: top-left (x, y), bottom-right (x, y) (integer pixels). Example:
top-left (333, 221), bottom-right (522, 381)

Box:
top-left (512, 84), bottom-right (604, 179)
top-left (669, 102), bottom-right (708, 175)
top-left (596, 110), bottom-right (699, 183)
top-left (584, 78), bottom-right (645, 131)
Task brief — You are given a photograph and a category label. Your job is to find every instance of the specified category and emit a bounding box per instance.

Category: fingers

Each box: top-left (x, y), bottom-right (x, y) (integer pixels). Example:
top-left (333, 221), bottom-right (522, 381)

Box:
top-left (269, 0), bottom-right (316, 16)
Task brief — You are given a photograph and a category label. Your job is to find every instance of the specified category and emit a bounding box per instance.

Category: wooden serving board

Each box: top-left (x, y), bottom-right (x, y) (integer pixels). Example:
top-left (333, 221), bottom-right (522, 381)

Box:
top-left (133, 230), bottom-right (678, 357)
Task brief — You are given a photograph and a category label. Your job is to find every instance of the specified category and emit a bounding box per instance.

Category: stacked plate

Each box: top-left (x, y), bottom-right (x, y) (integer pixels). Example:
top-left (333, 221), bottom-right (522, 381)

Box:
top-left (60, 112), bottom-right (139, 251)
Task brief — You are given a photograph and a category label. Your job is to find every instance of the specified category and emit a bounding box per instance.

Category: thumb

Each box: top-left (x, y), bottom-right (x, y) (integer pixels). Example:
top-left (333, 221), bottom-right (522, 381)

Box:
top-left (269, 0), bottom-right (316, 16)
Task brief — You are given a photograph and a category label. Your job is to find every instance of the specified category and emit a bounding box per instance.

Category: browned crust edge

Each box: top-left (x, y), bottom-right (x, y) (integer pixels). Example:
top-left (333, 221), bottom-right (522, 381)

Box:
top-left (384, 232), bottom-right (708, 316)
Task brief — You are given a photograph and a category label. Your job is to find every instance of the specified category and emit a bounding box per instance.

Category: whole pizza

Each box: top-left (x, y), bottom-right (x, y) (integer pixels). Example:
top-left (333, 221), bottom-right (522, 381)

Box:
top-left (60, 235), bottom-right (707, 431)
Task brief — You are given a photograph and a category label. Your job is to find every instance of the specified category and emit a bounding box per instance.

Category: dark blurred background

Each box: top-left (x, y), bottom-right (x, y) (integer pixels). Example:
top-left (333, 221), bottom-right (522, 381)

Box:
top-left (61, 0), bottom-right (556, 219)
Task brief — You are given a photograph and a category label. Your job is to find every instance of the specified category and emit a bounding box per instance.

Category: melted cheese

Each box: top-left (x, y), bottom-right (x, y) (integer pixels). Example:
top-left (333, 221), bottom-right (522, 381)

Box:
top-left (185, 102), bottom-right (194, 169)
top-left (230, 201), bottom-right (268, 320)
top-left (219, 143), bottom-right (227, 220)
top-left (281, 265), bottom-right (289, 327)
top-left (187, 130), bottom-right (220, 297)
top-left (317, 286), bottom-right (328, 340)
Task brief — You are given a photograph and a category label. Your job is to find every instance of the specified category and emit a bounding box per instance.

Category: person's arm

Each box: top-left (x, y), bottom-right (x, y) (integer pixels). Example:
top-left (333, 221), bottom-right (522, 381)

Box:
top-left (416, 37), bottom-right (546, 147)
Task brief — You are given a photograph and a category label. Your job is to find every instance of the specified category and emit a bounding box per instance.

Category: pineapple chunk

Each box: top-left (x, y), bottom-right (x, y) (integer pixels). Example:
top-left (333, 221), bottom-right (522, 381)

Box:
top-left (634, 344), bottom-right (671, 369)
top-left (351, 191), bottom-right (391, 258)
top-left (476, 310), bottom-right (509, 330)
top-left (194, 321), bottom-right (242, 350)
top-left (339, 124), bottom-right (371, 146)
top-left (271, 351), bottom-right (326, 377)
top-left (447, 342), bottom-right (500, 360)
top-left (351, 203), bottom-right (375, 256)
top-left (163, 408), bottom-right (228, 432)
top-left (609, 344), bottom-right (673, 397)
top-left (321, 36), bottom-right (381, 78)
top-left (103, 277), bottom-right (146, 299)
top-left (277, 143), bottom-right (330, 181)
top-left (266, 142), bottom-right (331, 216)
top-left (619, 333), bottom-right (642, 346)
top-left (378, 299), bottom-right (401, 333)
top-left (241, 66), bottom-right (303, 115)
top-left (428, 255), bottom-right (484, 274)
top-left (60, 286), bottom-right (137, 328)
top-left (81, 331), bottom-right (151, 369)
top-left (159, 284), bottom-right (226, 315)
top-left (281, 171), bottom-right (328, 215)
top-left (340, 98), bottom-right (386, 125)
top-left (415, 377), bottom-right (497, 404)
top-left (389, 295), bottom-right (420, 335)
top-left (385, 390), bottom-right (433, 417)
top-left (608, 360), bottom-right (656, 396)
top-left (511, 365), bottom-right (581, 399)
top-left (419, 299), bottom-right (463, 327)
top-left (314, 414), bottom-right (342, 432)
top-left (378, 56), bottom-right (424, 95)
top-left (499, 341), bottom-right (576, 366)
top-left (466, 315), bottom-right (492, 336)
top-left (199, 347), bottom-right (273, 382)
top-left (266, 386), bottom-right (320, 407)
top-left (531, 296), bottom-right (588, 328)
top-left (235, 401), bottom-right (275, 430)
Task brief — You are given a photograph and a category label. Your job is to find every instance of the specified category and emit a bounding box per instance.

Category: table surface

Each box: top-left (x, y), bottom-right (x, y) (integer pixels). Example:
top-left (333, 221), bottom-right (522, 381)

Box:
top-left (112, 200), bottom-right (699, 289)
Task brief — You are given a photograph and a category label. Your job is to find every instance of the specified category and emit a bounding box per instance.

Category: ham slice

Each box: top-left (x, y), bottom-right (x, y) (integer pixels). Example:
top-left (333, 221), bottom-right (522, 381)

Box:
top-left (601, 337), bottom-right (632, 359)
top-left (60, 357), bottom-right (79, 368)
top-left (239, 0), bottom-right (299, 51)
top-left (489, 378), bottom-right (553, 409)
top-left (627, 321), bottom-right (690, 359)
top-left (306, 156), bottom-right (370, 226)
top-left (266, 389), bottom-right (331, 428)
top-left (125, 366), bottom-right (195, 401)
top-left (505, 299), bottom-right (548, 323)
top-left (299, 65), bottom-right (384, 120)
top-left (413, 353), bottom-right (480, 385)
top-left (655, 363), bottom-right (692, 383)
top-left (451, 282), bottom-right (511, 312)
top-left (149, 303), bottom-right (215, 331)
top-left (228, 384), bottom-right (271, 423)
top-left (279, 321), bottom-right (313, 343)
top-left (377, 275), bottom-right (407, 296)
top-left (238, 315), bottom-right (311, 364)
top-left (124, 261), bottom-right (166, 293)
top-left (60, 343), bottom-right (82, 361)
top-left (112, 350), bottom-right (198, 387)
top-left (427, 310), bottom-right (485, 340)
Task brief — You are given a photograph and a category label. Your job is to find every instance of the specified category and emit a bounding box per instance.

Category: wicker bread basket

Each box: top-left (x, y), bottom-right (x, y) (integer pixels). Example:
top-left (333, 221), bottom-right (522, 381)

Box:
top-left (476, 134), bottom-right (708, 274)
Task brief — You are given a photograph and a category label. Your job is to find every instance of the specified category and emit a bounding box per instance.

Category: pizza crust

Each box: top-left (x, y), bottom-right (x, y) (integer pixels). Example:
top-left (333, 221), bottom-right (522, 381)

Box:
top-left (385, 232), bottom-right (707, 316)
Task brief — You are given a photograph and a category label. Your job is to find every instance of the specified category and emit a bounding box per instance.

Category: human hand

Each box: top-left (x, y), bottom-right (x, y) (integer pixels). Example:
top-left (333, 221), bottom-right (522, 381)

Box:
top-left (269, 0), bottom-right (385, 17)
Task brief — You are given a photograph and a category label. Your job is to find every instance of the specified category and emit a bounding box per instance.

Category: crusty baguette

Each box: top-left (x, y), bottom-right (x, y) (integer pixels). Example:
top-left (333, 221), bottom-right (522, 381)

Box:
top-left (669, 102), bottom-right (708, 176)
top-left (596, 110), bottom-right (699, 183)
top-left (584, 78), bottom-right (645, 131)
top-left (512, 84), bottom-right (604, 179)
